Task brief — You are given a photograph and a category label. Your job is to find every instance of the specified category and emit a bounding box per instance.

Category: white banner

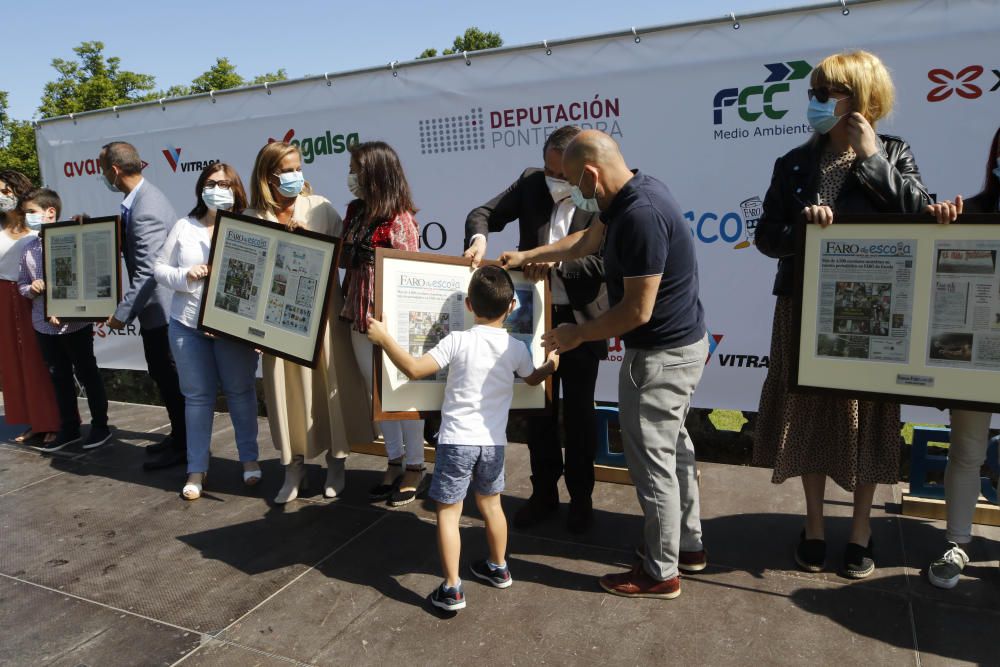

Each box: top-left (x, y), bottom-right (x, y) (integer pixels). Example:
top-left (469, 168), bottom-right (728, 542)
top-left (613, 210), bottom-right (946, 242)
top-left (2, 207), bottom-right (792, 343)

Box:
top-left (35, 0), bottom-right (1000, 425)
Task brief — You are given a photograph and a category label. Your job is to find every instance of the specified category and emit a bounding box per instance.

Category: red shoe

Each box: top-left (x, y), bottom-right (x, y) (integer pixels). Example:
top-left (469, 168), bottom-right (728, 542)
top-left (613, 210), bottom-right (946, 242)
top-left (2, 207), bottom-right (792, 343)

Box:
top-left (599, 566), bottom-right (681, 599)
top-left (679, 549), bottom-right (708, 573)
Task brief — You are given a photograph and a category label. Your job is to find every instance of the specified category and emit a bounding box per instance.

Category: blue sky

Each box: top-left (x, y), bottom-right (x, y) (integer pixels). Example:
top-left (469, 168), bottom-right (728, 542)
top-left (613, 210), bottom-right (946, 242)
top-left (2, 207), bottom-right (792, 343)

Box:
top-left (5, 0), bottom-right (825, 121)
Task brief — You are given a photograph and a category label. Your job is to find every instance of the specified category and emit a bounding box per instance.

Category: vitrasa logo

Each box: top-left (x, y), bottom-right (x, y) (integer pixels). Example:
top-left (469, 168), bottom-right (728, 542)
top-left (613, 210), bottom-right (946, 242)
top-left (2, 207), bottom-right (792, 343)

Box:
top-left (162, 145), bottom-right (220, 173)
top-left (713, 61), bottom-right (813, 141)
top-left (418, 95), bottom-right (623, 154)
top-left (63, 156), bottom-right (148, 178)
top-left (705, 331), bottom-right (770, 369)
top-left (267, 128), bottom-right (360, 163)
top-left (685, 196), bottom-right (762, 250)
top-left (926, 66), bottom-right (1000, 102)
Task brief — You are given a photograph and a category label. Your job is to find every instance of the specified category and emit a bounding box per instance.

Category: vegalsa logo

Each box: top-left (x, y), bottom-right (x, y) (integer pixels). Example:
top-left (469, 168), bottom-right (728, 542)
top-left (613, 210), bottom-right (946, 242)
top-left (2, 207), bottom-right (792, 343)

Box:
top-left (162, 145), bottom-right (220, 174)
top-left (685, 196), bottom-right (761, 250)
top-left (926, 66), bottom-right (1000, 102)
top-left (267, 128), bottom-right (360, 163)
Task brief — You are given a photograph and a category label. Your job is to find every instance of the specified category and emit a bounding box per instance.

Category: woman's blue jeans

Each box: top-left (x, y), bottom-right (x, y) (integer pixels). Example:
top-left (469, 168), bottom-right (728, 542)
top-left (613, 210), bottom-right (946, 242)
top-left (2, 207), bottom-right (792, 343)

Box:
top-left (168, 319), bottom-right (259, 474)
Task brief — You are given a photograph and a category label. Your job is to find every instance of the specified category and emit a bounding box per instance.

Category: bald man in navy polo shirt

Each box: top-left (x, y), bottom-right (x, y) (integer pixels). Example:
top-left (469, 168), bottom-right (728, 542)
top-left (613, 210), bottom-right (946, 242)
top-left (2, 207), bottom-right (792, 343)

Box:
top-left (501, 130), bottom-right (708, 600)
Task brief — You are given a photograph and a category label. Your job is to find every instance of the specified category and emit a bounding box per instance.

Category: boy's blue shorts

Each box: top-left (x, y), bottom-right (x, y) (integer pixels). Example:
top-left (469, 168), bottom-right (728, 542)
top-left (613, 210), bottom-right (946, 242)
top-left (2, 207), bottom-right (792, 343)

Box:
top-left (429, 444), bottom-right (505, 504)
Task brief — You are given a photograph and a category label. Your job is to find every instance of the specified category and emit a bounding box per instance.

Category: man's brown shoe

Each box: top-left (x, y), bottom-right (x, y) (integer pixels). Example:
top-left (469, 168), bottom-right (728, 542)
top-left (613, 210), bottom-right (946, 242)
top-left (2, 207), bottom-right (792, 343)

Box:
top-left (678, 549), bottom-right (708, 573)
top-left (599, 566), bottom-right (681, 599)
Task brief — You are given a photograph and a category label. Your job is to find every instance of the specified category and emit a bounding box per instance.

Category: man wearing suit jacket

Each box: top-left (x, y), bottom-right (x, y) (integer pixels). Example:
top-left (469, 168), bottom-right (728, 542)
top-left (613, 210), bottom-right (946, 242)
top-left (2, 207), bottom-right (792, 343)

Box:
top-left (99, 142), bottom-right (187, 470)
top-left (464, 125), bottom-right (607, 533)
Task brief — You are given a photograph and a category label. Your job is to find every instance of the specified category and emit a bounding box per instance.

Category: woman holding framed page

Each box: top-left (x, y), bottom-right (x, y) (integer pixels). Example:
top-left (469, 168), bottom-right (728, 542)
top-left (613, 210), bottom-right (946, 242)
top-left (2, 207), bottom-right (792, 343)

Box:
top-left (0, 170), bottom-right (60, 447)
top-left (245, 141), bottom-right (372, 504)
top-left (921, 126), bottom-right (1000, 590)
top-left (154, 163), bottom-right (261, 500)
top-left (752, 51), bottom-right (931, 579)
top-left (339, 141), bottom-right (425, 506)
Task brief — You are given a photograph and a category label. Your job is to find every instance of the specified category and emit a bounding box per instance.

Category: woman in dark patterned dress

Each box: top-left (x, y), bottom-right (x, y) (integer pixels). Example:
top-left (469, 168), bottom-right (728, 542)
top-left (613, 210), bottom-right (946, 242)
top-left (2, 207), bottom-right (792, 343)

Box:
top-left (753, 51), bottom-right (931, 578)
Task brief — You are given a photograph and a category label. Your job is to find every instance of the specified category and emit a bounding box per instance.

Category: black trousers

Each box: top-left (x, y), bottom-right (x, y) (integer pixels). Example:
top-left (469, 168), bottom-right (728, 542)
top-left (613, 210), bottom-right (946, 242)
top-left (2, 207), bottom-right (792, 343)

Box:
top-left (526, 305), bottom-right (601, 504)
top-left (35, 326), bottom-right (108, 435)
top-left (140, 324), bottom-right (186, 450)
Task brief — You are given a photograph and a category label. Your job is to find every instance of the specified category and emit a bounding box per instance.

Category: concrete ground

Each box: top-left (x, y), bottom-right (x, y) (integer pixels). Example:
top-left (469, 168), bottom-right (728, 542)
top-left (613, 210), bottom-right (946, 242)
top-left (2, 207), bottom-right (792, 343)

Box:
top-left (0, 397), bottom-right (997, 667)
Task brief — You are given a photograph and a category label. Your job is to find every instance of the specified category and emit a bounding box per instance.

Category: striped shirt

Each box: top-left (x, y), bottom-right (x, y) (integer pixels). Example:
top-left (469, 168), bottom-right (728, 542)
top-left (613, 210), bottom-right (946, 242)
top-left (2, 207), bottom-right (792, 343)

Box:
top-left (17, 236), bottom-right (88, 336)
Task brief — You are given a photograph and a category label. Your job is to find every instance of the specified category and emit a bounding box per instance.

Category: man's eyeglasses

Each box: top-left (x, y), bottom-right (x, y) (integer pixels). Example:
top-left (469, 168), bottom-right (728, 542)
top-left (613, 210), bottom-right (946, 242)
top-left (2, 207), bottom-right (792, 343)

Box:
top-left (204, 180), bottom-right (232, 190)
top-left (807, 86), bottom-right (852, 103)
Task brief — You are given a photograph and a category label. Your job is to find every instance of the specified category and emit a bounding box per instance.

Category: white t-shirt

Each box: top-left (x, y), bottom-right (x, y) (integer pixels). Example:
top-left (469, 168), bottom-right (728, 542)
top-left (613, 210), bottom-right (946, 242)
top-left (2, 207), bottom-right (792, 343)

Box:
top-left (0, 229), bottom-right (38, 281)
top-left (428, 325), bottom-right (536, 447)
top-left (153, 216), bottom-right (212, 328)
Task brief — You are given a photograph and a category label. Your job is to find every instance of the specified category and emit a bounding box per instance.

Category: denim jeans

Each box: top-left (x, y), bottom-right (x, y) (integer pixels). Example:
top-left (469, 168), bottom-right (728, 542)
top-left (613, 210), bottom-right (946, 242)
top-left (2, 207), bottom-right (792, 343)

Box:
top-left (168, 319), bottom-right (259, 474)
top-left (945, 410), bottom-right (995, 544)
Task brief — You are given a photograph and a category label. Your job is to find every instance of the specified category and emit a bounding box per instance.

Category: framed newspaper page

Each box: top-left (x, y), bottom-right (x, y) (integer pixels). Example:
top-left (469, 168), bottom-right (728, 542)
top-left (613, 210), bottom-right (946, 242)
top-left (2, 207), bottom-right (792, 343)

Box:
top-left (198, 210), bottom-right (338, 368)
top-left (42, 215), bottom-right (122, 321)
top-left (373, 248), bottom-right (552, 420)
top-left (792, 213), bottom-right (1000, 412)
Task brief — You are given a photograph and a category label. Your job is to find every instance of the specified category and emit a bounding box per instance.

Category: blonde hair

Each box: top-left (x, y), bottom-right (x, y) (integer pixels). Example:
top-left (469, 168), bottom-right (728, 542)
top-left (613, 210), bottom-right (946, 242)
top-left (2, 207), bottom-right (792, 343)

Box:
top-left (249, 142), bottom-right (313, 215)
top-left (811, 50), bottom-right (895, 126)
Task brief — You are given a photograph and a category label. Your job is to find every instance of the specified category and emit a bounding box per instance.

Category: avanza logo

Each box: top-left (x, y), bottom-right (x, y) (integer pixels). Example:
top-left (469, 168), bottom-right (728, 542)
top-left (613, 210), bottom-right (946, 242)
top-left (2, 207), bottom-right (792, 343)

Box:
top-left (63, 156), bottom-right (148, 178)
top-left (162, 145), bottom-right (220, 174)
top-left (927, 66), bottom-right (1000, 102)
top-left (267, 128), bottom-right (360, 164)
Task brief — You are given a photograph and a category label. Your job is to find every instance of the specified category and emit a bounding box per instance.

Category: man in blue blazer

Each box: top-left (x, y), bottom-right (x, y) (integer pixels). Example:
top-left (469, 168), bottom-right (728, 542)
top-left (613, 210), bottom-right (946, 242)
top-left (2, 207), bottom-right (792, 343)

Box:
top-left (99, 142), bottom-right (186, 470)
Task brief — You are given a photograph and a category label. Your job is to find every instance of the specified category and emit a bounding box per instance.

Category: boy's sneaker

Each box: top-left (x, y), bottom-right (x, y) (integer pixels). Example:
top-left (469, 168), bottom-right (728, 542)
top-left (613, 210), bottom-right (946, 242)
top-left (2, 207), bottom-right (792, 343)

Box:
top-left (34, 431), bottom-right (81, 453)
top-left (82, 426), bottom-right (113, 450)
top-left (470, 559), bottom-right (513, 588)
top-left (928, 542), bottom-right (970, 590)
top-left (430, 582), bottom-right (466, 611)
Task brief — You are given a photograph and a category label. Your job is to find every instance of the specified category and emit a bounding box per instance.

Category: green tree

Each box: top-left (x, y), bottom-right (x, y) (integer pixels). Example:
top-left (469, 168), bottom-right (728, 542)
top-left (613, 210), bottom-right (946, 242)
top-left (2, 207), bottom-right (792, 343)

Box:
top-left (0, 92), bottom-right (41, 184)
top-left (250, 69), bottom-right (288, 85)
top-left (417, 27), bottom-right (503, 59)
top-left (38, 41), bottom-right (158, 118)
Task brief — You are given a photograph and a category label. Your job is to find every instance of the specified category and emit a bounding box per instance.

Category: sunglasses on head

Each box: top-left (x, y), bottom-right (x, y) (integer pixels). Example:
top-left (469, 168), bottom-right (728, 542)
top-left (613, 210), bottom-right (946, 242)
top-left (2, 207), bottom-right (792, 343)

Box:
top-left (807, 86), bottom-right (852, 103)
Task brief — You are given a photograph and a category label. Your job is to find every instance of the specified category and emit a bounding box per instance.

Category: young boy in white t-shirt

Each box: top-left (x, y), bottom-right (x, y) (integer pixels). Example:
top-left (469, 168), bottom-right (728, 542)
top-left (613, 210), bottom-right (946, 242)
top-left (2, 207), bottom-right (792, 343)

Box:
top-left (367, 265), bottom-right (557, 612)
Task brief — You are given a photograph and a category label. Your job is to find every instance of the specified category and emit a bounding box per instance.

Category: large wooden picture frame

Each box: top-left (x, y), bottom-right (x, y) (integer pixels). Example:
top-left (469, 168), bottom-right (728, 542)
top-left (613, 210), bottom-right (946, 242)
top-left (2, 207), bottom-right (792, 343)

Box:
top-left (42, 215), bottom-right (122, 321)
top-left (198, 210), bottom-right (338, 368)
top-left (373, 248), bottom-right (552, 420)
top-left (792, 213), bottom-right (1000, 412)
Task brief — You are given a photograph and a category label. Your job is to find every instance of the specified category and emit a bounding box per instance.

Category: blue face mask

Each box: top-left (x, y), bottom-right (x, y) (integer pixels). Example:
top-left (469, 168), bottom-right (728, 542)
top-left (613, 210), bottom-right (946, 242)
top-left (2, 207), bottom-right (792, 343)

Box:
top-left (276, 171), bottom-right (305, 197)
top-left (993, 157), bottom-right (1000, 181)
top-left (806, 97), bottom-right (844, 135)
top-left (571, 170), bottom-right (601, 214)
top-left (25, 212), bottom-right (45, 231)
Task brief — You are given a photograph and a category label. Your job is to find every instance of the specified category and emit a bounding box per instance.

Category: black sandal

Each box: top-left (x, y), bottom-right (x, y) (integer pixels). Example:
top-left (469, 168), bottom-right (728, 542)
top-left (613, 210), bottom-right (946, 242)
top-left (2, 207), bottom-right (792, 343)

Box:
top-left (389, 466), bottom-right (428, 507)
top-left (369, 461), bottom-right (403, 501)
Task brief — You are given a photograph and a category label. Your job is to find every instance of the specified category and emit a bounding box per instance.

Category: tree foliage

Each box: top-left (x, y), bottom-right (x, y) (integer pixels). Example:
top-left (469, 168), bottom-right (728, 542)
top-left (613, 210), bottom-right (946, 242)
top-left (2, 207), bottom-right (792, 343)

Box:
top-left (0, 92), bottom-right (41, 184)
top-left (38, 41), bottom-right (158, 119)
top-left (417, 27), bottom-right (503, 59)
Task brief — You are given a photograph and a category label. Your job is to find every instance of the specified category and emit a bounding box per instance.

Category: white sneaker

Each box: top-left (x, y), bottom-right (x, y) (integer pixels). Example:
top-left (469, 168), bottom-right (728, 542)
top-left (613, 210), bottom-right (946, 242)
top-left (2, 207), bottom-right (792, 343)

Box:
top-left (927, 542), bottom-right (970, 589)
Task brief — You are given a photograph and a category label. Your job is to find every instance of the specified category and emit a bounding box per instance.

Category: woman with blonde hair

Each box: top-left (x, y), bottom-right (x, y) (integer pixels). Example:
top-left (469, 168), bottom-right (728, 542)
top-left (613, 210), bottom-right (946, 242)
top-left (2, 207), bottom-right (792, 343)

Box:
top-left (246, 142), bottom-right (372, 503)
top-left (753, 51), bottom-right (931, 578)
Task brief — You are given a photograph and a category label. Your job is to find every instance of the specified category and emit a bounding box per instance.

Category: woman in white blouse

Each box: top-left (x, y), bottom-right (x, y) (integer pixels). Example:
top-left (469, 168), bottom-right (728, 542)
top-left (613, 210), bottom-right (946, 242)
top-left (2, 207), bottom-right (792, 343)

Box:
top-left (154, 164), bottom-right (260, 500)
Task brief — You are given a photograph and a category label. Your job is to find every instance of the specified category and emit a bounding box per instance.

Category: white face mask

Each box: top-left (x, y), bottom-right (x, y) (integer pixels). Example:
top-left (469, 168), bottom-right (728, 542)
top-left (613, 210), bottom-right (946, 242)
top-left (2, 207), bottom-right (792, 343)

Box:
top-left (101, 172), bottom-right (119, 193)
top-left (0, 194), bottom-right (17, 212)
top-left (545, 176), bottom-right (573, 202)
top-left (347, 172), bottom-right (364, 199)
top-left (202, 186), bottom-right (235, 211)
top-left (25, 212), bottom-right (46, 231)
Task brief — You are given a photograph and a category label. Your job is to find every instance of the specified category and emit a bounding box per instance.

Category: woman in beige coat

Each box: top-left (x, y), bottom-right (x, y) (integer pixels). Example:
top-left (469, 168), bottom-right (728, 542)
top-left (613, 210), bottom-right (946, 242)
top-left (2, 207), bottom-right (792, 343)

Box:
top-left (246, 141), bottom-right (373, 503)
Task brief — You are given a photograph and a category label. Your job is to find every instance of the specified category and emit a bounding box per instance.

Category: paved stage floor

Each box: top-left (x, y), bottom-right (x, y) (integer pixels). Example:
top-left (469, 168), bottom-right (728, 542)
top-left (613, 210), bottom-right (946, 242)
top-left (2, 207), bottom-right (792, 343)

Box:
top-left (0, 397), bottom-right (997, 666)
